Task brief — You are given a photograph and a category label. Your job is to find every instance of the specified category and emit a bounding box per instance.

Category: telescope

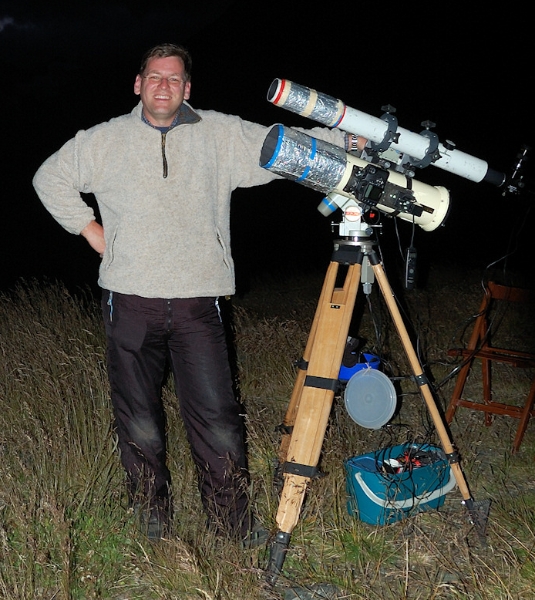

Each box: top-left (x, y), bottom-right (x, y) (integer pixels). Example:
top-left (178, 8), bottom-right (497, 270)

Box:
top-left (260, 82), bottom-right (505, 586)
top-left (267, 79), bottom-right (506, 187)
top-left (260, 124), bottom-right (450, 232)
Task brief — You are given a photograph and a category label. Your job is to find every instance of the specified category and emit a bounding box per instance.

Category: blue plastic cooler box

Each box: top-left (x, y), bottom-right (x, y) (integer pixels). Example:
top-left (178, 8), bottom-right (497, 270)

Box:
top-left (344, 444), bottom-right (456, 525)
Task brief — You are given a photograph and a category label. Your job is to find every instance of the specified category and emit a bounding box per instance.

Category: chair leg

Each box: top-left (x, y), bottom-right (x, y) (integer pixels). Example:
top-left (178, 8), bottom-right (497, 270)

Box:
top-left (482, 358), bottom-right (494, 427)
top-left (446, 358), bottom-right (474, 422)
top-left (512, 379), bottom-right (535, 453)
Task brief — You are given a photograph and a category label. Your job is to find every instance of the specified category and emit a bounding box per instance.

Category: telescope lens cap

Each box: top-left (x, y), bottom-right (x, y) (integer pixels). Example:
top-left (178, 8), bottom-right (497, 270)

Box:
top-left (344, 369), bottom-right (397, 429)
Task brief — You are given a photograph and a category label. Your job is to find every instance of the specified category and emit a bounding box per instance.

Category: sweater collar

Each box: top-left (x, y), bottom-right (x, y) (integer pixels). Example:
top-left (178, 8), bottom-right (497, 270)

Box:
top-left (136, 101), bottom-right (202, 131)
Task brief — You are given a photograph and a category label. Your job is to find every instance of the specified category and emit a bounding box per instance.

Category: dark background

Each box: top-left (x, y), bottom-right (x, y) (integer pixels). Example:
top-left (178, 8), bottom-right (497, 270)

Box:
top-left (1, 1), bottom-right (533, 296)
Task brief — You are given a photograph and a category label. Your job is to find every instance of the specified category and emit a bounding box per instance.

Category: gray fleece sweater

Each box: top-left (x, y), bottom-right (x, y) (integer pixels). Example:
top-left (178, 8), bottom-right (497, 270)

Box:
top-left (33, 101), bottom-right (345, 298)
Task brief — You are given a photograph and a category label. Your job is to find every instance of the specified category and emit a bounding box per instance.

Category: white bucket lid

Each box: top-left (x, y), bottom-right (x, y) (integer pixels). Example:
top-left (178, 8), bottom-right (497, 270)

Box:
top-left (344, 368), bottom-right (397, 429)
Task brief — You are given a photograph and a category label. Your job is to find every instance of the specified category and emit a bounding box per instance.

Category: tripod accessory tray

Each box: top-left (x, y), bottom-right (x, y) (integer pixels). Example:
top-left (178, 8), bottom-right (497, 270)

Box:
top-left (344, 443), bottom-right (456, 525)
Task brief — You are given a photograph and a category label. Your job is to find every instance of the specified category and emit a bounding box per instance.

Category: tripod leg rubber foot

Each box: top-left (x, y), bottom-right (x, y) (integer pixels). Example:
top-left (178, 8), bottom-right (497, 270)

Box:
top-left (265, 530), bottom-right (291, 586)
top-left (463, 497), bottom-right (491, 545)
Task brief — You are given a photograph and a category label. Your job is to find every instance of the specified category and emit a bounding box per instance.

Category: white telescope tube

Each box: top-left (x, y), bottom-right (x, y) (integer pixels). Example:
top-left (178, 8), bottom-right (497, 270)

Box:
top-left (260, 125), bottom-right (450, 232)
top-left (268, 79), bottom-right (505, 186)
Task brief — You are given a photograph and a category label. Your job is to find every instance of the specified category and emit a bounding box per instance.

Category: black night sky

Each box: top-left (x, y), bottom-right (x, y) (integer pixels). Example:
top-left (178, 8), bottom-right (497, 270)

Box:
top-left (0, 1), bottom-right (533, 295)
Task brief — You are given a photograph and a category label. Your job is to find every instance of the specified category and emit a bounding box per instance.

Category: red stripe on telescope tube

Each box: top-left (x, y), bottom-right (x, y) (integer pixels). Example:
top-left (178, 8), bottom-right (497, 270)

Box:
top-left (272, 79), bottom-right (287, 105)
top-left (333, 104), bottom-right (346, 129)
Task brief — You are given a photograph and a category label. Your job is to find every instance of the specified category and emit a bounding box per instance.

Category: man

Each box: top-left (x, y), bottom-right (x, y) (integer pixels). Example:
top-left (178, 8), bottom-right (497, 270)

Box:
top-left (33, 43), bottom-right (363, 545)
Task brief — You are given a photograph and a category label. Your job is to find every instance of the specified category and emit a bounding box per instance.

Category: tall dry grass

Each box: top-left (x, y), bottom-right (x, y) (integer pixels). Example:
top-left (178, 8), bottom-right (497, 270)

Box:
top-left (0, 264), bottom-right (534, 599)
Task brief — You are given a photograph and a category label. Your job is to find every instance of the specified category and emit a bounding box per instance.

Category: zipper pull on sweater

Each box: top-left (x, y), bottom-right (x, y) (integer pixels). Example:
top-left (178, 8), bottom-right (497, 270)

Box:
top-left (161, 132), bottom-right (168, 178)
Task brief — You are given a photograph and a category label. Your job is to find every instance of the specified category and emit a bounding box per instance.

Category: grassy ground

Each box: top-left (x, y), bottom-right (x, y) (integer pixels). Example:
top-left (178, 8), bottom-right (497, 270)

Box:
top-left (0, 262), bottom-right (534, 599)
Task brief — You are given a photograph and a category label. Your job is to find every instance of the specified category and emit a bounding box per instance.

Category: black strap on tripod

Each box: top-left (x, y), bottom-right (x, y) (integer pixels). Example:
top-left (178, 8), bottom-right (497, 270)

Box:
top-left (304, 375), bottom-right (339, 393)
top-left (283, 461), bottom-right (319, 478)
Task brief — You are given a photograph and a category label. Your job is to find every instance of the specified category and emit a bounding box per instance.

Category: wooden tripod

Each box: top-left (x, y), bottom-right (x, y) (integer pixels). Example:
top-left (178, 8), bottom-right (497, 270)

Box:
top-left (266, 237), bottom-right (488, 584)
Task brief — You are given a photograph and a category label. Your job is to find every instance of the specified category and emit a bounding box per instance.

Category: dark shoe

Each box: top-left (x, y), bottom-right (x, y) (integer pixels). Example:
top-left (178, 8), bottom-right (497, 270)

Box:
top-left (240, 519), bottom-right (270, 549)
top-left (134, 503), bottom-right (171, 541)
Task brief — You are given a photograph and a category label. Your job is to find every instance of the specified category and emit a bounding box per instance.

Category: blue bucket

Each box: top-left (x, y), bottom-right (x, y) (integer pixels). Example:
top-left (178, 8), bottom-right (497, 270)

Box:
top-left (339, 352), bottom-right (380, 382)
top-left (344, 444), bottom-right (455, 525)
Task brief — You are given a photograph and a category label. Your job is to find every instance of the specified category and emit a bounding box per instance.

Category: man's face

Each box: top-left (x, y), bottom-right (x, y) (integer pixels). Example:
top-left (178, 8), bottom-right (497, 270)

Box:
top-left (134, 56), bottom-right (191, 127)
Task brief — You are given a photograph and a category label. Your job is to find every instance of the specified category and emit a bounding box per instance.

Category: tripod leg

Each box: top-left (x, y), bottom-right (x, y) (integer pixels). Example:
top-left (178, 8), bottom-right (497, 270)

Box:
top-left (267, 261), bottom-right (362, 583)
top-left (370, 257), bottom-right (490, 540)
top-left (277, 261), bottom-right (341, 466)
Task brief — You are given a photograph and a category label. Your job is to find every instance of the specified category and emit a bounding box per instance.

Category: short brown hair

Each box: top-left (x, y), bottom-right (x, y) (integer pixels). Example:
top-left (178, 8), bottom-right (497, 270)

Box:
top-left (139, 43), bottom-right (192, 81)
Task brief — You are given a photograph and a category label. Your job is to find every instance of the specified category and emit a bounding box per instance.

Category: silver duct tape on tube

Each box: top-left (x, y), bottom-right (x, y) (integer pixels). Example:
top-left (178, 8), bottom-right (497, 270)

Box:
top-left (267, 79), bottom-right (505, 186)
top-left (269, 79), bottom-right (344, 128)
top-left (268, 78), bottom-right (386, 140)
top-left (260, 125), bottom-right (348, 192)
top-left (260, 125), bottom-right (450, 232)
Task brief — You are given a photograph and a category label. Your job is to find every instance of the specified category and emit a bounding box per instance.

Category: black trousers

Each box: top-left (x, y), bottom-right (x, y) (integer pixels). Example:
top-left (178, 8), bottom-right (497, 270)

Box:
top-left (101, 291), bottom-right (251, 537)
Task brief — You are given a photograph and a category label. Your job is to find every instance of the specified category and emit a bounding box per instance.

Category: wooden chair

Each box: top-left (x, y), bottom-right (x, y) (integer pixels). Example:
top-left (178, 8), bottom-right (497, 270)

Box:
top-left (445, 281), bottom-right (535, 453)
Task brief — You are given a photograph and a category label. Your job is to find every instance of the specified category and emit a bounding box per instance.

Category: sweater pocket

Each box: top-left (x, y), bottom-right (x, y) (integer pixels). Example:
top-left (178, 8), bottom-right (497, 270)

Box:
top-left (101, 225), bottom-right (118, 270)
top-left (216, 227), bottom-right (231, 271)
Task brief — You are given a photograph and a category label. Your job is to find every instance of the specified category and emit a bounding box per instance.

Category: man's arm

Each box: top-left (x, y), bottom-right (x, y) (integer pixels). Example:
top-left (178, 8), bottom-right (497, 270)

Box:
top-left (33, 133), bottom-right (102, 253)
